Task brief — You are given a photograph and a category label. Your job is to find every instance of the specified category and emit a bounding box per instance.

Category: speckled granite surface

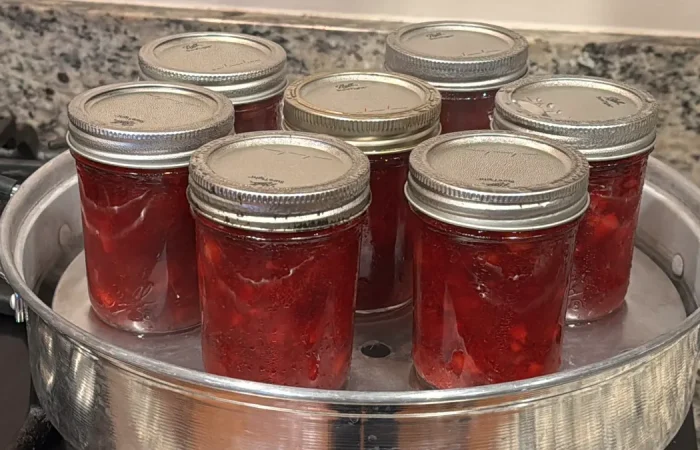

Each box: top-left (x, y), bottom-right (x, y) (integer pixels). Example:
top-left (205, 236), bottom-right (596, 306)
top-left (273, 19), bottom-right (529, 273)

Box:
top-left (1, 0), bottom-right (700, 444)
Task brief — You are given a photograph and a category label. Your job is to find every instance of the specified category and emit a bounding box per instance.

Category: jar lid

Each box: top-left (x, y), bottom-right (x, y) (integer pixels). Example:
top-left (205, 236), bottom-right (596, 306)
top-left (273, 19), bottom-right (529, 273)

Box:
top-left (283, 71), bottom-right (441, 154)
top-left (188, 131), bottom-right (371, 232)
top-left (384, 21), bottom-right (529, 92)
top-left (138, 32), bottom-right (288, 105)
top-left (492, 75), bottom-right (658, 161)
top-left (67, 82), bottom-right (235, 169)
top-left (406, 131), bottom-right (590, 231)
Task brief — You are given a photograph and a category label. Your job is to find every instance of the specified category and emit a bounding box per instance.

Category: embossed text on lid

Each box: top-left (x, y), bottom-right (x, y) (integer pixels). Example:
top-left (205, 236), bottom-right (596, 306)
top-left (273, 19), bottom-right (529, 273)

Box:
top-left (406, 130), bottom-right (590, 231)
top-left (188, 131), bottom-right (371, 232)
top-left (492, 75), bottom-right (658, 161)
top-left (385, 21), bottom-right (529, 91)
top-left (139, 32), bottom-right (288, 104)
top-left (283, 71), bottom-right (441, 153)
top-left (66, 82), bottom-right (235, 169)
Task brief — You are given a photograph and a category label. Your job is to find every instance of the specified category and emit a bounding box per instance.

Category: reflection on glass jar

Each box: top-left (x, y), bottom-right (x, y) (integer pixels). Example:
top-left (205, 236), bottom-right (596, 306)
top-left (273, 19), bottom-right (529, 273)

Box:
top-left (385, 21), bottom-right (528, 132)
top-left (67, 82), bottom-right (234, 333)
top-left (493, 75), bottom-right (658, 323)
top-left (139, 32), bottom-right (288, 133)
top-left (284, 71), bottom-right (441, 315)
top-left (188, 131), bottom-right (370, 389)
top-left (406, 131), bottom-right (589, 388)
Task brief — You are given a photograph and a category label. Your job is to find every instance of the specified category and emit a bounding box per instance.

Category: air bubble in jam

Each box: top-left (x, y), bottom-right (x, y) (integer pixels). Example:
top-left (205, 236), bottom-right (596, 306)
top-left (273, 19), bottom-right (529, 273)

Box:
top-left (196, 214), bottom-right (362, 389)
top-left (75, 154), bottom-right (199, 333)
top-left (567, 151), bottom-right (651, 322)
top-left (438, 89), bottom-right (499, 133)
top-left (411, 210), bottom-right (579, 388)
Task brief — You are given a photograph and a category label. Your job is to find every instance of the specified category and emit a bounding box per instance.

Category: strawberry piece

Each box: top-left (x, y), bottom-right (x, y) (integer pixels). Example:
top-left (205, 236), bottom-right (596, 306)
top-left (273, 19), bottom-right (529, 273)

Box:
top-left (592, 213), bottom-right (620, 240)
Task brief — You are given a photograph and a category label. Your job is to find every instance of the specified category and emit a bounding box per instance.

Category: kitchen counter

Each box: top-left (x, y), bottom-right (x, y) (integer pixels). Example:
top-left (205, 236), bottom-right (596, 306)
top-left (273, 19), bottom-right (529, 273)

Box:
top-left (1, 0), bottom-right (700, 445)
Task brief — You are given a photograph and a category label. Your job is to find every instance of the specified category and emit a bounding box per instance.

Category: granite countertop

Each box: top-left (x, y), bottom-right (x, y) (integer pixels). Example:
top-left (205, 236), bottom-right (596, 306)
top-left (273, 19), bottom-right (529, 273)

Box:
top-left (1, 0), bottom-right (700, 445)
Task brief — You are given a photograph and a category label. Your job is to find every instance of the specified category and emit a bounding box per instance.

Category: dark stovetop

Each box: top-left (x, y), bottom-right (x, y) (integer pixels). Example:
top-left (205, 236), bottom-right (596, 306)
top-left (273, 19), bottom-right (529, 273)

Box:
top-left (0, 113), bottom-right (697, 450)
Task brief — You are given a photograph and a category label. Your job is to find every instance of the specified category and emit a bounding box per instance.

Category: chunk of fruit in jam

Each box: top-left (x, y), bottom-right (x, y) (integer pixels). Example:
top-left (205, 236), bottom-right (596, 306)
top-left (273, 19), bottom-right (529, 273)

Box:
top-left (412, 211), bottom-right (578, 388)
top-left (567, 152), bottom-right (651, 323)
top-left (197, 215), bottom-right (362, 389)
top-left (75, 154), bottom-right (200, 334)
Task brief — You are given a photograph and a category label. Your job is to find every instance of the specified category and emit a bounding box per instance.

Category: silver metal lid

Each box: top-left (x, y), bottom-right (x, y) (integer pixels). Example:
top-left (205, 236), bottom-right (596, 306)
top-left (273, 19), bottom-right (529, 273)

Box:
top-left (406, 131), bottom-right (590, 231)
top-left (493, 75), bottom-right (658, 161)
top-left (188, 131), bottom-right (371, 232)
top-left (139, 32), bottom-right (288, 105)
top-left (67, 82), bottom-right (235, 169)
top-left (385, 21), bottom-right (529, 92)
top-left (283, 71), bottom-right (441, 154)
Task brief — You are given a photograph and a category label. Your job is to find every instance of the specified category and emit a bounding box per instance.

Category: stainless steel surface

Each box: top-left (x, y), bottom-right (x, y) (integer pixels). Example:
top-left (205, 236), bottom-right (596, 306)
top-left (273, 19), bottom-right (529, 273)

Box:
top-left (51, 245), bottom-right (687, 389)
top-left (9, 292), bottom-right (27, 323)
top-left (492, 75), bottom-right (658, 161)
top-left (67, 82), bottom-right (234, 169)
top-left (187, 131), bottom-right (371, 232)
top-left (138, 32), bottom-right (288, 105)
top-left (0, 151), bottom-right (699, 449)
top-left (283, 71), bottom-right (441, 153)
top-left (384, 21), bottom-right (529, 91)
top-left (406, 131), bottom-right (590, 231)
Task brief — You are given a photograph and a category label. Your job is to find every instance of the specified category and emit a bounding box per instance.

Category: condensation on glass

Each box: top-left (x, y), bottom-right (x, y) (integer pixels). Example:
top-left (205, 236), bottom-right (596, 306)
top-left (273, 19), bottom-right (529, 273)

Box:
top-left (406, 131), bottom-right (589, 389)
top-left (187, 131), bottom-right (370, 389)
top-left (66, 82), bottom-right (234, 334)
top-left (493, 75), bottom-right (659, 323)
top-left (139, 32), bottom-right (288, 133)
top-left (385, 21), bottom-right (529, 133)
top-left (283, 71), bottom-right (441, 315)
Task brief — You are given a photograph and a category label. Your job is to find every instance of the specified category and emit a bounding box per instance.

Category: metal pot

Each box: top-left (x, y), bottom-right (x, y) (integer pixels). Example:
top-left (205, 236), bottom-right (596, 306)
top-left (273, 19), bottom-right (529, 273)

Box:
top-left (1, 151), bottom-right (699, 449)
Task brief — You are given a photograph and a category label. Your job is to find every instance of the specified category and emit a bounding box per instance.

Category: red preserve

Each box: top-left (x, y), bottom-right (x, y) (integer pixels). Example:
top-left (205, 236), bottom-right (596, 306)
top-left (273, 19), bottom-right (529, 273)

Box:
top-left (385, 21), bottom-right (528, 133)
top-left (188, 131), bottom-right (370, 388)
top-left (407, 131), bottom-right (589, 388)
top-left (493, 76), bottom-right (658, 323)
top-left (139, 32), bottom-right (288, 133)
top-left (67, 82), bottom-right (234, 333)
top-left (284, 71), bottom-right (441, 314)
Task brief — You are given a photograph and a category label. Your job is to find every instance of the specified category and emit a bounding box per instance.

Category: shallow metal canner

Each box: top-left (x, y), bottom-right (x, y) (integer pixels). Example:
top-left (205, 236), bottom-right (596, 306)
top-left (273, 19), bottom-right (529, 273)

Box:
top-left (0, 151), bottom-right (699, 450)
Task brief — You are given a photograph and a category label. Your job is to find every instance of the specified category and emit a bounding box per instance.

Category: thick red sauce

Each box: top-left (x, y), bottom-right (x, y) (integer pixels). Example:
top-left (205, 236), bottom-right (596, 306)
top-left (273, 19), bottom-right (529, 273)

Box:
top-left (411, 211), bottom-right (579, 388)
top-left (439, 89), bottom-right (498, 133)
top-left (196, 214), bottom-right (363, 389)
top-left (234, 93), bottom-right (283, 133)
top-left (357, 152), bottom-right (412, 313)
top-left (74, 154), bottom-right (199, 333)
top-left (567, 152), bottom-right (651, 322)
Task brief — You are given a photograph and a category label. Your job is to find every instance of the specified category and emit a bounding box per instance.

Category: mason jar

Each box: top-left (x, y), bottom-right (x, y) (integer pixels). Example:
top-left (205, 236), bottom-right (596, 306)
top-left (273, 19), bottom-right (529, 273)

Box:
top-left (188, 131), bottom-right (370, 389)
top-left (407, 131), bottom-right (589, 389)
top-left (385, 21), bottom-right (528, 133)
top-left (139, 32), bottom-right (287, 133)
top-left (283, 71), bottom-right (441, 315)
top-left (67, 82), bottom-right (234, 333)
top-left (492, 75), bottom-right (658, 323)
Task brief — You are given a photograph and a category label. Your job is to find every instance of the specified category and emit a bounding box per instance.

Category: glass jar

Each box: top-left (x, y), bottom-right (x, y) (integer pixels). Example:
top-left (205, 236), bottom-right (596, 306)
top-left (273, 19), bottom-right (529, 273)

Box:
top-left (385, 21), bottom-right (528, 133)
top-left (67, 82), bottom-right (234, 333)
top-left (139, 32), bottom-right (287, 133)
top-left (283, 71), bottom-right (441, 315)
top-left (406, 131), bottom-right (589, 388)
top-left (493, 75), bottom-right (658, 323)
top-left (188, 131), bottom-right (370, 389)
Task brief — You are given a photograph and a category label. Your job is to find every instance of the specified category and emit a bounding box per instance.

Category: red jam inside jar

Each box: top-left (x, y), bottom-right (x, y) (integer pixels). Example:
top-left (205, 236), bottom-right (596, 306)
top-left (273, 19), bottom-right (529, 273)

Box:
top-left (405, 131), bottom-right (589, 389)
top-left (439, 89), bottom-right (499, 133)
top-left (412, 212), bottom-right (579, 388)
top-left (188, 132), bottom-right (371, 388)
top-left (67, 81), bottom-right (234, 334)
top-left (196, 215), bottom-right (363, 388)
top-left (357, 152), bottom-right (412, 312)
top-left (234, 93), bottom-right (283, 133)
top-left (283, 71), bottom-right (441, 314)
top-left (75, 155), bottom-right (199, 333)
top-left (567, 152), bottom-right (651, 322)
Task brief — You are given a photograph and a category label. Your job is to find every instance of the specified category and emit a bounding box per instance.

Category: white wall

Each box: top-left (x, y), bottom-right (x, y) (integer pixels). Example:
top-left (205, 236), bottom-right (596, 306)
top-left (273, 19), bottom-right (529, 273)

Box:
top-left (76, 0), bottom-right (700, 37)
